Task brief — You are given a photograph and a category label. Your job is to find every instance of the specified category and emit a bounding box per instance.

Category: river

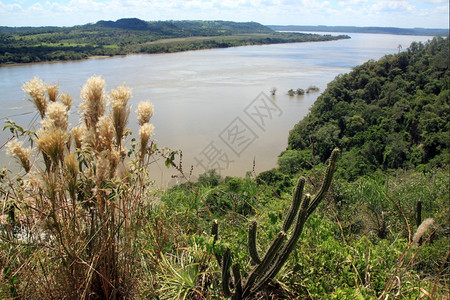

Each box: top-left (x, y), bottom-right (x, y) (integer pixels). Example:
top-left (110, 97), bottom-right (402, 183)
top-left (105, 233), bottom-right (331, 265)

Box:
top-left (0, 33), bottom-right (432, 185)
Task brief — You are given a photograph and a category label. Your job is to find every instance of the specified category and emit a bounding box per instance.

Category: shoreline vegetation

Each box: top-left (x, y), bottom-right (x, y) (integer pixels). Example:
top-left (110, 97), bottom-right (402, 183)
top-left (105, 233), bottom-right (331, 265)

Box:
top-left (0, 18), bottom-right (350, 65)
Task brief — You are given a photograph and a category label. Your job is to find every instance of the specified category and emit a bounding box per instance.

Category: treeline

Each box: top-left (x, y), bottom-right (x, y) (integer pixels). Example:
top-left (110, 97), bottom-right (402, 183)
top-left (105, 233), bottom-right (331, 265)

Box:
top-left (95, 19), bottom-right (274, 35)
top-left (0, 18), bottom-right (349, 64)
top-left (286, 36), bottom-right (449, 180)
top-left (268, 25), bottom-right (449, 36)
top-left (138, 32), bottom-right (347, 54)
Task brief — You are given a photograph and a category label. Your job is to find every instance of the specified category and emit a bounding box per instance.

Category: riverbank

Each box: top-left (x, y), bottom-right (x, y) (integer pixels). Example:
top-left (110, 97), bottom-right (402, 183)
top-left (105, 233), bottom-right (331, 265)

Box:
top-left (0, 19), bottom-right (349, 65)
top-left (0, 32), bottom-right (350, 66)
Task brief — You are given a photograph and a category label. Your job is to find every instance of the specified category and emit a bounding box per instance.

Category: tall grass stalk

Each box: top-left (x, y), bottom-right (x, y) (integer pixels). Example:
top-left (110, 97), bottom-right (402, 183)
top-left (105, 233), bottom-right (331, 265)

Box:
top-left (0, 76), bottom-right (169, 299)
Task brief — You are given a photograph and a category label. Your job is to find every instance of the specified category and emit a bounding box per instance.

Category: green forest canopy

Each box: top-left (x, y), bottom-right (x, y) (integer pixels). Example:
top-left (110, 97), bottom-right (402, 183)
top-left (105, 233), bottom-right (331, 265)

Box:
top-left (287, 36), bottom-right (449, 180)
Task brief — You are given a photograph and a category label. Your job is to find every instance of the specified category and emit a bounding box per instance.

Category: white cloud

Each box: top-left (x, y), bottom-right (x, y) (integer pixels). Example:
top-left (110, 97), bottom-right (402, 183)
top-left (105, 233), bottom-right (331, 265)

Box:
top-left (0, 1), bottom-right (22, 13)
top-left (44, 1), bottom-right (72, 13)
top-left (414, 0), bottom-right (447, 3)
top-left (371, 1), bottom-right (415, 13)
top-left (436, 5), bottom-right (449, 11)
top-left (0, 0), bottom-right (447, 28)
top-left (67, 0), bottom-right (104, 11)
top-left (338, 0), bottom-right (368, 6)
top-left (29, 2), bottom-right (44, 12)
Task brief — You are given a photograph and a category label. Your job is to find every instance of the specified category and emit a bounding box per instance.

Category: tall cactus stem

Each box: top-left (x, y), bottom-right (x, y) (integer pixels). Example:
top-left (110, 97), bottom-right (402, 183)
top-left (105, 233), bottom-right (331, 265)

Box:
top-left (252, 194), bottom-right (311, 294)
top-left (307, 148), bottom-right (339, 217)
top-left (213, 148), bottom-right (340, 299)
top-left (232, 264), bottom-right (243, 297)
top-left (243, 231), bottom-right (287, 296)
top-left (248, 220), bottom-right (261, 265)
top-left (283, 176), bottom-right (305, 232)
top-left (221, 248), bottom-right (232, 297)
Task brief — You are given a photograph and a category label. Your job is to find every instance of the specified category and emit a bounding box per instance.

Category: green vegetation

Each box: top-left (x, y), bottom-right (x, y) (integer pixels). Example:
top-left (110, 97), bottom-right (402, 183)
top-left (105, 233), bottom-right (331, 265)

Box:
top-left (0, 18), bottom-right (349, 64)
top-left (0, 36), bottom-right (448, 299)
top-left (287, 86), bottom-right (319, 96)
top-left (268, 25), bottom-right (449, 36)
top-left (288, 36), bottom-right (449, 179)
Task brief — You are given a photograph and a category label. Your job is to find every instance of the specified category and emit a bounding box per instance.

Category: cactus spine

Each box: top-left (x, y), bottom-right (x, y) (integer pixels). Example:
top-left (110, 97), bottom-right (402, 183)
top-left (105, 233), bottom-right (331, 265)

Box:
top-left (213, 148), bottom-right (339, 299)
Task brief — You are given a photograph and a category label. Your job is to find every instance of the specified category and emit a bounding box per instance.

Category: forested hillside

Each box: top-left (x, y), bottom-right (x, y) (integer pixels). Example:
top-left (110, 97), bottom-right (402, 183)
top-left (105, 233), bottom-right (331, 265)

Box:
top-left (287, 36), bottom-right (449, 179)
top-left (0, 18), bottom-right (349, 64)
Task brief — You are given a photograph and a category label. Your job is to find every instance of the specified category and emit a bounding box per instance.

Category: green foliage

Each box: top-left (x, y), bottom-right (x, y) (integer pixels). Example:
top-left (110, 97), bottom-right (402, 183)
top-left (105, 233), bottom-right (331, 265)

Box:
top-left (277, 149), bottom-right (314, 174)
top-left (198, 169), bottom-right (223, 187)
top-left (296, 88), bottom-right (305, 95)
top-left (288, 36), bottom-right (450, 179)
top-left (332, 169), bottom-right (449, 242)
top-left (257, 168), bottom-right (294, 195)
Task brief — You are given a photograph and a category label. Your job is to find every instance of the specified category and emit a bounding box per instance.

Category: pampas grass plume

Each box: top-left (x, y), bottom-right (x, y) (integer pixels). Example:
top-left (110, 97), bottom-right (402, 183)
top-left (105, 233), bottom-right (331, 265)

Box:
top-left (111, 85), bottom-right (131, 149)
top-left (139, 123), bottom-right (154, 155)
top-left (36, 127), bottom-right (69, 166)
top-left (60, 93), bottom-right (73, 110)
top-left (46, 83), bottom-right (59, 102)
top-left (97, 115), bottom-right (115, 151)
top-left (80, 76), bottom-right (106, 129)
top-left (72, 125), bottom-right (85, 149)
top-left (6, 140), bottom-right (31, 173)
top-left (46, 102), bottom-right (69, 131)
top-left (137, 102), bottom-right (154, 126)
top-left (23, 77), bottom-right (47, 119)
top-left (412, 218), bottom-right (434, 245)
top-left (64, 153), bottom-right (79, 178)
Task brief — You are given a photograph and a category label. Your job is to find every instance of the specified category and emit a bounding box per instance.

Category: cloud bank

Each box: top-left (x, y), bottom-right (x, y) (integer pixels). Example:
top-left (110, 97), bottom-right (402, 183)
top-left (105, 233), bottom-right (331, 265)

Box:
top-left (0, 0), bottom-right (448, 28)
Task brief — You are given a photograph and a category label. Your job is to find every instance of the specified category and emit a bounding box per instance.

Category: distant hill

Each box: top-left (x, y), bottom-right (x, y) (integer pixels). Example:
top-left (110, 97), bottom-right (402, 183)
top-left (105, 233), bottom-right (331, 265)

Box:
top-left (268, 25), bottom-right (449, 36)
top-left (96, 18), bottom-right (150, 30)
top-left (93, 19), bottom-right (274, 35)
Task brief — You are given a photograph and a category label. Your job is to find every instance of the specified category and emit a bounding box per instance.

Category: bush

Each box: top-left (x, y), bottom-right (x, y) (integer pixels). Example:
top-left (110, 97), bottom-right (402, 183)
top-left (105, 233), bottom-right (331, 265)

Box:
top-left (198, 169), bottom-right (222, 187)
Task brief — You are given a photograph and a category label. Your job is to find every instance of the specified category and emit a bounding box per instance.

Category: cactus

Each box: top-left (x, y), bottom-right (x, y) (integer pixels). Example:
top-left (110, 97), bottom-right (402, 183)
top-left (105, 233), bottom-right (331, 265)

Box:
top-left (213, 148), bottom-right (339, 299)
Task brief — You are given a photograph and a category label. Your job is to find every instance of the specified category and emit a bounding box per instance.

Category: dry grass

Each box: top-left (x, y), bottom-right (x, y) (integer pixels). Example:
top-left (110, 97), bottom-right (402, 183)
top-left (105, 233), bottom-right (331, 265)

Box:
top-left (0, 76), bottom-right (166, 299)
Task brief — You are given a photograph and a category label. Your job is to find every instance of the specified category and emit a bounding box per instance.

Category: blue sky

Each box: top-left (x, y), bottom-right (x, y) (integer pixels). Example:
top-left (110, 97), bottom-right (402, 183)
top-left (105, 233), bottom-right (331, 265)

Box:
top-left (0, 0), bottom-right (448, 28)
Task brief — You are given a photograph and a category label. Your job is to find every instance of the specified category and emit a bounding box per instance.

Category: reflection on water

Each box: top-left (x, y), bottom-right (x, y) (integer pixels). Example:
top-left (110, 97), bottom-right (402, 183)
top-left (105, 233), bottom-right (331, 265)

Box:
top-left (0, 33), bottom-right (431, 185)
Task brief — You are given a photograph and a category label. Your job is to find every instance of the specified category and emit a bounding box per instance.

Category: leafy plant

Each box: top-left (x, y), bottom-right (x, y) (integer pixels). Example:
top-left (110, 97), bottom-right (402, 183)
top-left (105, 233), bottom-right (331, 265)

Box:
top-left (296, 88), bottom-right (305, 95)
